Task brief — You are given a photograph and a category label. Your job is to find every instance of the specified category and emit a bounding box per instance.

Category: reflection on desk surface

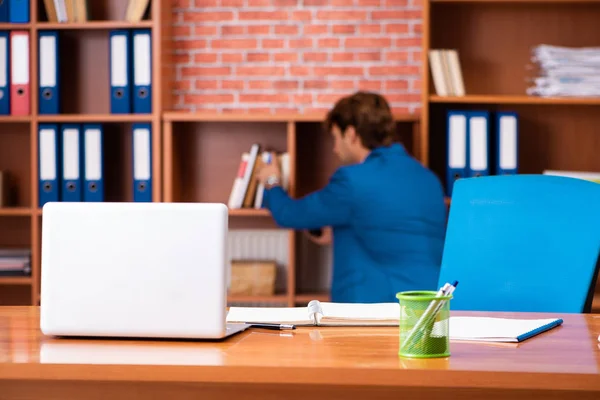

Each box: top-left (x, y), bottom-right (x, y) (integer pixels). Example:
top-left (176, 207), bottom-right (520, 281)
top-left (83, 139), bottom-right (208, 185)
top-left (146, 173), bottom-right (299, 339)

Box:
top-left (0, 306), bottom-right (599, 380)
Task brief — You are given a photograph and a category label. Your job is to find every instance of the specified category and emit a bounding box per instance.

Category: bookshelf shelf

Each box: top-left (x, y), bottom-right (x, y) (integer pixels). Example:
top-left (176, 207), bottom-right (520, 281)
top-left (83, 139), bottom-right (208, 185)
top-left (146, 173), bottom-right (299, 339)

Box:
top-left (0, 117), bottom-right (32, 123)
top-left (36, 21), bottom-right (154, 30)
top-left (0, 23), bottom-right (32, 29)
top-left (422, 0), bottom-right (600, 311)
top-left (0, 277), bottom-right (33, 286)
top-left (36, 114), bottom-right (154, 123)
top-left (0, 208), bottom-right (32, 217)
top-left (429, 95), bottom-right (600, 105)
top-left (228, 209), bottom-right (271, 217)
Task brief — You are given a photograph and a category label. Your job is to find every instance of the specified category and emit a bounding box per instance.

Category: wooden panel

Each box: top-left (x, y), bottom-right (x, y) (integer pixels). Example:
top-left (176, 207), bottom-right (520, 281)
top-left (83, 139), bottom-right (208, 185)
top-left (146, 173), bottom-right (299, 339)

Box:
top-left (169, 121), bottom-right (288, 230)
top-left (58, 31), bottom-right (113, 114)
top-left (0, 217), bottom-right (30, 249)
top-left (36, 0), bottom-right (153, 22)
top-left (102, 123), bottom-right (134, 202)
top-left (430, 2), bottom-right (600, 95)
top-left (0, 286), bottom-right (31, 305)
top-left (428, 103), bottom-right (600, 191)
top-left (0, 125), bottom-right (31, 208)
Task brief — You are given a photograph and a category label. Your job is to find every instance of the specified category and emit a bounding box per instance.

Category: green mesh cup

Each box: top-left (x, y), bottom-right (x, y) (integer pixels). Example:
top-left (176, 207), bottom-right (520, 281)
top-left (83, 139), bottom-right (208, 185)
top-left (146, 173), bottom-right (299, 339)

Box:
top-left (396, 290), bottom-right (452, 358)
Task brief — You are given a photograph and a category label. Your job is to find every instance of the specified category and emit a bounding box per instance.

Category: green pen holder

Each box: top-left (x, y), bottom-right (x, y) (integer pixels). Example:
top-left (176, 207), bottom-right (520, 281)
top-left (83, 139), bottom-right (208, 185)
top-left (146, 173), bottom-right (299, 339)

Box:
top-left (396, 290), bottom-right (452, 359)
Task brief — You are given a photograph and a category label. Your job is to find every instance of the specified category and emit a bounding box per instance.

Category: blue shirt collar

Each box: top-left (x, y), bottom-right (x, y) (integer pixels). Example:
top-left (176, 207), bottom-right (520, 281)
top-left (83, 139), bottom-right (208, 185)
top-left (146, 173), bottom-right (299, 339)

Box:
top-left (365, 143), bottom-right (407, 161)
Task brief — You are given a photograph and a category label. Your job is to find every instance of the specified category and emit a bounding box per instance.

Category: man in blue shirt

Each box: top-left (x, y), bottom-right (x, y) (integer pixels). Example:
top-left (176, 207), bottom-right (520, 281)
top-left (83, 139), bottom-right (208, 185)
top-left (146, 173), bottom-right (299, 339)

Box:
top-left (256, 91), bottom-right (447, 303)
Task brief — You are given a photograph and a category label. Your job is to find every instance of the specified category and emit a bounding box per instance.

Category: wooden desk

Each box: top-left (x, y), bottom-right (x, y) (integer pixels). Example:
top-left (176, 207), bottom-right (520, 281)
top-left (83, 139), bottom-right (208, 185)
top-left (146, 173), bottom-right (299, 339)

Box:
top-left (0, 307), bottom-right (599, 400)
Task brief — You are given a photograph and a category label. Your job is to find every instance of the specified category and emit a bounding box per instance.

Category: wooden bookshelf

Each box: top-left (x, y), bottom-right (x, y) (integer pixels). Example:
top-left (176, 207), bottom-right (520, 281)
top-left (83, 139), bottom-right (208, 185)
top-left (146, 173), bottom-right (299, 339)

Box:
top-left (421, 0), bottom-right (600, 311)
top-left (162, 112), bottom-right (420, 307)
top-left (0, 0), bottom-right (163, 305)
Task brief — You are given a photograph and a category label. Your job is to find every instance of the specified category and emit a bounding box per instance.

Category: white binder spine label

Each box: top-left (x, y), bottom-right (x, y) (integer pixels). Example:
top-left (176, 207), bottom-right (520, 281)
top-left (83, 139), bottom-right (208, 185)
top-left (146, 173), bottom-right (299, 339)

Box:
top-left (469, 116), bottom-right (488, 171)
top-left (63, 128), bottom-right (79, 180)
top-left (0, 37), bottom-right (6, 87)
top-left (40, 36), bottom-right (56, 87)
top-left (134, 34), bottom-right (151, 86)
top-left (39, 129), bottom-right (56, 180)
top-left (448, 114), bottom-right (466, 168)
top-left (110, 35), bottom-right (127, 86)
top-left (11, 34), bottom-right (29, 85)
top-left (499, 116), bottom-right (517, 170)
top-left (133, 128), bottom-right (150, 180)
top-left (85, 129), bottom-right (101, 180)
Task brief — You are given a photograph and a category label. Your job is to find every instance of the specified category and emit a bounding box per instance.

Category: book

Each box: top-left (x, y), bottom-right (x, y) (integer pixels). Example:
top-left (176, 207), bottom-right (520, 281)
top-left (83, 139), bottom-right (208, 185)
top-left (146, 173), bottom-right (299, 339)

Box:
top-left (448, 316), bottom-right (564, 343)
top-left (226, 300), bottom-right (400, 326)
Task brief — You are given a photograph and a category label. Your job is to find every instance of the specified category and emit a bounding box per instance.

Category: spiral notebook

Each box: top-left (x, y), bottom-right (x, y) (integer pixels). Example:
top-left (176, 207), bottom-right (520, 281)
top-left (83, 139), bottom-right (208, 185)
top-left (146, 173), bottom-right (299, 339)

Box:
top-left (226, 300), bottom-right (400, 326)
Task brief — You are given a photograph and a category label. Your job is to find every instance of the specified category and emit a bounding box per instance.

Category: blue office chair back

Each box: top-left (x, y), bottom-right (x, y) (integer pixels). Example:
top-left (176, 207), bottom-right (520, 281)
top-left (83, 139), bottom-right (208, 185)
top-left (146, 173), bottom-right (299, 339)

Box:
top-left (437, 175), bottom-right (600, 313)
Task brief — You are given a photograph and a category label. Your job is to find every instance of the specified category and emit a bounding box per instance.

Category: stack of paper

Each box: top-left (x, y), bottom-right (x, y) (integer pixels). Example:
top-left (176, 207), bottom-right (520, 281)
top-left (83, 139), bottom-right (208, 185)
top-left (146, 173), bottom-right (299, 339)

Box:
top-left (528, 44), bottom-right (600, 97)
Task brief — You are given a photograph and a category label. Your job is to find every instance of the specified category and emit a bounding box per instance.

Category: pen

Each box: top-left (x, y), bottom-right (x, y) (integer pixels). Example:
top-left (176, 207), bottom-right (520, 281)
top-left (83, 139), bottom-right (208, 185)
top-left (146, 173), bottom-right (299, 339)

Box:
top-left (400, 280), bottom-right (458, 352)
top-left (249, 323), bottom-right (296, 330)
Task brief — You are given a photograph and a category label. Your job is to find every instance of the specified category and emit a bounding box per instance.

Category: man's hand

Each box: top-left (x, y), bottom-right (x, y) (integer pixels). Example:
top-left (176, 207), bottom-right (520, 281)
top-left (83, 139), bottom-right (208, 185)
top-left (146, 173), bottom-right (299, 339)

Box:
top-left (256, 153), bottom-right (281, 186)
top-left (305, 226), bottom-right (333, 246)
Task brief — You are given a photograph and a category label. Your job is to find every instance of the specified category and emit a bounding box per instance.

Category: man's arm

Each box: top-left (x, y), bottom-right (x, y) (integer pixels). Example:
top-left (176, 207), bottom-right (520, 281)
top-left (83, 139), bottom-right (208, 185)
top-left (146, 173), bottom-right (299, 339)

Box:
top-left (264, 168), bottom-right (353, 229)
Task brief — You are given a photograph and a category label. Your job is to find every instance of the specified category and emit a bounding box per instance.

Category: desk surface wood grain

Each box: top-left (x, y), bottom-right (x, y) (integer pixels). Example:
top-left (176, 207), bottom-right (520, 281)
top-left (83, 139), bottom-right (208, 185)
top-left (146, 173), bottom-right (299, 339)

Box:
top-left (0, 307), bottom-right (599, 394)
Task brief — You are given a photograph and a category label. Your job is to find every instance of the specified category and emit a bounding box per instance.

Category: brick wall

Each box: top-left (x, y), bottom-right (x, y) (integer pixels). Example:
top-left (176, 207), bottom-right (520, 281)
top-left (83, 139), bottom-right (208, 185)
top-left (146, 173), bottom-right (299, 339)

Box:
top-left (171, 0), bottom-right (422, 114)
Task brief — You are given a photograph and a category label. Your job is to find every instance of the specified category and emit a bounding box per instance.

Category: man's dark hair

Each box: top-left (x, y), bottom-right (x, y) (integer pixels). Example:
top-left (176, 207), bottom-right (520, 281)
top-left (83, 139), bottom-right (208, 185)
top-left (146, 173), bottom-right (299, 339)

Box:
top-left (324, 91), bottom-right (396, 149)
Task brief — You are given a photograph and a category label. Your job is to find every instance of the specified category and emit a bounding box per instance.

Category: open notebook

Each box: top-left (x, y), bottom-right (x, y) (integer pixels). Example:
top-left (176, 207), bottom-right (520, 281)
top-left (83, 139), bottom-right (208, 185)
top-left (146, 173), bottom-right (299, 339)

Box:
top-left (226, 300), bottom-right (400, 326)
top-left (227, 301), bottom-right (564, 342)
top-left (448, 316), bottom-right (564, 343)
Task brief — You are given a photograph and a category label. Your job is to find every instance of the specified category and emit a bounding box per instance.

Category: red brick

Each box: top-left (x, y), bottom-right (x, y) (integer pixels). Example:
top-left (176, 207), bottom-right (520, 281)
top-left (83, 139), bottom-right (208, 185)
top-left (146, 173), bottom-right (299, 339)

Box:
top-left (369, 65), bottom-right (419, 75)
top-left (305, 24), bottom-right (329, 35)
top-left (304, 80), bottom-right (329, 89)
top-left (294, 94), bottom-right (313, 103)
top-left (358, 80), bottom-right (383, 91)
top-left (236, 66), bottom-right (286, 76)
top-left (346, 37), bottom-right (393, 48)
top-left (372, 10), bottom-right (421, 20)
top-left (303, 52), bottom-right (328, 62)
top-left (396, 37), bottom-right (421, 47)
top-left (195, 80), bottom-right (219, 90)
top-left (222, 26), bottom-right (245, 35)
top-left (194, 0), bottom-right (218, 6)
top-left (331, 81), bottom-right (355, 90)
top-left (194, 53), bottom-right (218, 63)
top-left (358, 24), bottom-right (381, 34)
top-left (290, 66), bottom-right (313, 76)
top-left (357, 0), bottom-right (382, 5)
top-left (173, 0), bottom-right (191, 7)
top-left (248, 25), bottom-right (271, 35)
top-left (184, 94), bottom-right (234, 104)
top-left (357, 52), bottom-right (381, 61)
top-left (221, 0), bottom-right (245, 5)
top-left (384, 0), bottom-right (408, 5)
top-left (262, 39), bottom-right (285, 48)
top-left (332, 25), bottom-right (355, 34)
top-left (248, 81), bottom-right (272, 89)
top-left (275, 25), bottom-right (299, 35)
top-left (247, 0), bottom-right (271, 5)
top-left (211, 39), bottom-right (258, 49)
top-left (291, 11), bottom-right (311, 20)
top-left (386, 23), bottom-right (409, 34)
top-left (194, 26), bottom-right (218, 35)
top-left (289, 38), bottom-right (313, 48)
top-left (173, 80), bottom-right (192, 91)
top-left (181, 66), bottom-right (231, 77)
top-left (385, 51), bottom-right (409, 62)
top-left (314, 66), bottom-right (364, 76)
top-left (247, 52), bottom-right (270, 62)
top-left (332, 53), bottom-right (354, 62)
top-left (318, 38), bottom-right (340, 48)
top-left (222, 80), bottom-right (245, 90)
top-left (316, 93), bottom-right (346, 103)
top-left (183, 12), bottom-right (234, 22)
top-left (385, 81), bottom-right (409, 91)
top-left (274, 0), bottom-right (299, 5)
top-left (316, 11), bottom-right (368, 21)
top-left (222, 53), bottom-right (244, 62)
top-left (172, 25), bottom-right (191, 37)
top-left (239, 94), bottom-right (290, 103)
top-left (273, 80), bottom-right (299, 90)
top-left (239, 11), bottom-right (289, 20)
top-left (274, 53), bottom-right (298, 62)
top-left (173, 40), bottom-right (206, 50)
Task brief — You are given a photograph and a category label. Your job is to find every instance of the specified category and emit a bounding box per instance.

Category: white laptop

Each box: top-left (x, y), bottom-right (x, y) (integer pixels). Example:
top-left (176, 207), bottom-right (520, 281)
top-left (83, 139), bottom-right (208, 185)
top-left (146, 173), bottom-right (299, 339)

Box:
top-left (39, 201), bottom-right (249, 340)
